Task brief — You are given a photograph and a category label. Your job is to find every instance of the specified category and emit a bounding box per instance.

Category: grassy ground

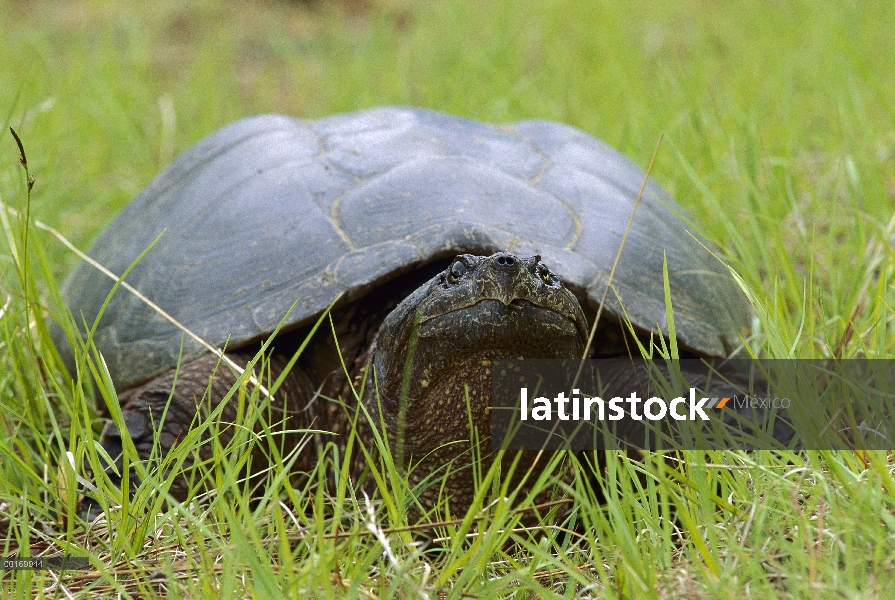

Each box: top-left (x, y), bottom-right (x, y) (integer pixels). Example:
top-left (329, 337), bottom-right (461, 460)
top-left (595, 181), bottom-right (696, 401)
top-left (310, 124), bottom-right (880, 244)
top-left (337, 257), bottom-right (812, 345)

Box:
top-left (1, 0), bottom-right (894, 597)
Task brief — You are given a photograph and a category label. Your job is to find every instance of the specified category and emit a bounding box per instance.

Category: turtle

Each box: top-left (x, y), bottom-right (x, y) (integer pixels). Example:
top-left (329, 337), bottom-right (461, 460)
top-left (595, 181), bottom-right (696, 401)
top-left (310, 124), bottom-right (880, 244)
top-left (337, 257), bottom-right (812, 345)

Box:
top-left (55, 106), bottom-right (753, 516)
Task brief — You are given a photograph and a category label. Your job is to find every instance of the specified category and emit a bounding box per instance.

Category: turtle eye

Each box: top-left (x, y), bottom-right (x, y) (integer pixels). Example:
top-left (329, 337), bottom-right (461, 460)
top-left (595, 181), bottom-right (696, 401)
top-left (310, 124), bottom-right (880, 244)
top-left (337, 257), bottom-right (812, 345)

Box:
top-left (448, 260), bottom-right (467, 284)
top-left (536, 264), bottom-right (552, 283)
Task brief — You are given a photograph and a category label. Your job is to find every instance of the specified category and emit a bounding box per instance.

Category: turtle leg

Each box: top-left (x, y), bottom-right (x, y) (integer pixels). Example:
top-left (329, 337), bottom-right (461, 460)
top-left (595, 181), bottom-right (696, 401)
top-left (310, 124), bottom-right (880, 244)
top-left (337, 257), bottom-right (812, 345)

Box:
top-left (81, 352), bottom-right (315, 519)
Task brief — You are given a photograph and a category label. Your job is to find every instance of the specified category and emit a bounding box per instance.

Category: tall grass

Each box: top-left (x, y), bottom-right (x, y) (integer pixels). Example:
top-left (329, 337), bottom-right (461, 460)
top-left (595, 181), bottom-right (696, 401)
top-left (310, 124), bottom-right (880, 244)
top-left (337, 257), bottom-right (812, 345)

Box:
top-left (2, 0), bottom-right (894, 597)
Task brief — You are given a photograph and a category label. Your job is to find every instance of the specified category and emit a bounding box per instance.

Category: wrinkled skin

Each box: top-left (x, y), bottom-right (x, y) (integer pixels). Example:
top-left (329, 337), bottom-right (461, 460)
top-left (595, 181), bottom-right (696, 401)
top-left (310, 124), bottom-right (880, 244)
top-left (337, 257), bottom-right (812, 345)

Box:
top-left (88, 253), bottom-right (589, 517)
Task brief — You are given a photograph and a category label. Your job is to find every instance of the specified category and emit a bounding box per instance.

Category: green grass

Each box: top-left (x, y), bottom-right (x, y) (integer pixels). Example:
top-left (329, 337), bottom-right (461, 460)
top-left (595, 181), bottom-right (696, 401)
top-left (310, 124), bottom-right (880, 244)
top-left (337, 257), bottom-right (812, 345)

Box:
top-left (2, 0), bottom-right (895, 597)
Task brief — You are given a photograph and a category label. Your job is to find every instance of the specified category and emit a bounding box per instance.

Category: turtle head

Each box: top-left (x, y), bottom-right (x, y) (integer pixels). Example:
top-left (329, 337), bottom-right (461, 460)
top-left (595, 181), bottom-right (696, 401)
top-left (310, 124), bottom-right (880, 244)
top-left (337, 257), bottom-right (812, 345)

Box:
top-left (367, 252), bottom-right (587, 428)
top-left (364, 251), bottom-right (587, 511)
top-left (415, 253), bottom-right (587, 337)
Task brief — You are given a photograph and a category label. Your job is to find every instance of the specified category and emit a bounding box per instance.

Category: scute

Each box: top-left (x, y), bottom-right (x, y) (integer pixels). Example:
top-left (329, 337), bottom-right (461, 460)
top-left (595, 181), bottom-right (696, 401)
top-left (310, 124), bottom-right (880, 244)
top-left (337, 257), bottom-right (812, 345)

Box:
top-left (56, 107), bottom-right (750, 389)
top-left (337, 157), bottom-right (578, 249)
top-left (316, 107), bottom-right (546, 181)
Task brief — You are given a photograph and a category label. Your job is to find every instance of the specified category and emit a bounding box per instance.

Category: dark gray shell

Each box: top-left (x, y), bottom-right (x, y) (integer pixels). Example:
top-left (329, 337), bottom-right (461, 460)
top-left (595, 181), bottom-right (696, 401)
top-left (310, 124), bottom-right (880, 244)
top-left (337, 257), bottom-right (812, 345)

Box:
top-left (56, 107), bottom-right (750, 389)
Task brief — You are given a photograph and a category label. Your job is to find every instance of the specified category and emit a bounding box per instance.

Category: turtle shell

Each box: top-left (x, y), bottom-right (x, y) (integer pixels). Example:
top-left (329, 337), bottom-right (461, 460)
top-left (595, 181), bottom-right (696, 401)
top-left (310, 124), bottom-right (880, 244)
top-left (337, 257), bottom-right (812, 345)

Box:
top-left (56, 107), bottom-right (750, 390)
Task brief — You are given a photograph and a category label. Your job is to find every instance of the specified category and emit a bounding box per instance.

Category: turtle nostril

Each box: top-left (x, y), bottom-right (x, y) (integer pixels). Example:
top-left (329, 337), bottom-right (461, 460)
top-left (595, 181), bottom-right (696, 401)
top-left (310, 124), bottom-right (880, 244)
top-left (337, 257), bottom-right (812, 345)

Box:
top-left (494, 255), bottom-right (516, 269)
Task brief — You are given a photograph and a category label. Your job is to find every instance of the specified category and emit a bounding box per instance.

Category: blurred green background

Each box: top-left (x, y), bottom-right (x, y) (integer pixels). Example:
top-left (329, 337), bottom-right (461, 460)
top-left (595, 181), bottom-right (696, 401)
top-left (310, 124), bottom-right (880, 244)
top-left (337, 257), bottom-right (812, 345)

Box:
top-left (2, 0), bottom-right (894, 350)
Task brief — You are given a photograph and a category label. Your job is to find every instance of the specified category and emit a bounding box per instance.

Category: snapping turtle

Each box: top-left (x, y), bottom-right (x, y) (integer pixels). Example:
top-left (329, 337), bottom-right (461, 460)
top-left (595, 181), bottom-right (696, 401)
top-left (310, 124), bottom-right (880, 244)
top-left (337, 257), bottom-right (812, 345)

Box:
top-left (56, 107), bottom-right (750, 513)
